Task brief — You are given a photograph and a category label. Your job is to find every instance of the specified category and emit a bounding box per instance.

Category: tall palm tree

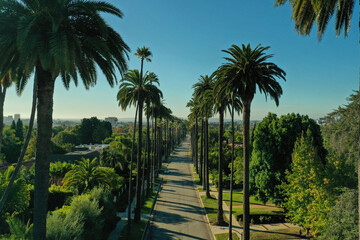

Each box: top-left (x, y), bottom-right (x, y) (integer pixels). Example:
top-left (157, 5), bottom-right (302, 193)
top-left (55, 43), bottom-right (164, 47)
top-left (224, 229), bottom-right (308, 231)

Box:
top-left (213, 77), bottom-right (242, 226)
top-left (187, 98), bottom-right (200, 173)
top-left (274, 1), bottom-right (359, 235)
top-left (217, 44), bottom-right (286, 240)
top-left (193, 75), bottom-right (215, 198)
top-left (117, 69), bottom-right (161, 223)
top-left (143, 72), bottom-right (162, 197)
top-left (0, 1), bottom-right (129, 238)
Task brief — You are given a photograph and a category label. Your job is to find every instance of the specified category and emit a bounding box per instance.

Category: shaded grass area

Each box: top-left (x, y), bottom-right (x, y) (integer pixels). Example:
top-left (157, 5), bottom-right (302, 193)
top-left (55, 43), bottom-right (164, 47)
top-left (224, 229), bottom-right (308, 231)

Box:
top-left (192, 166), bottom-right (201, 185)
top-left (118, 220), bottom-right (147, 240)
top-left (198, 187), bottom-right (205, 192)
top-left (141, 188), bottom-right (157, 214)
top-left (215, 233), bottom-right (240, 240)
top-left (223, 191), bottom-right (266, 206)
top-left (201, 195), bottom-right (228, 224)
top-left (250, 227), bottom-right (307, 240)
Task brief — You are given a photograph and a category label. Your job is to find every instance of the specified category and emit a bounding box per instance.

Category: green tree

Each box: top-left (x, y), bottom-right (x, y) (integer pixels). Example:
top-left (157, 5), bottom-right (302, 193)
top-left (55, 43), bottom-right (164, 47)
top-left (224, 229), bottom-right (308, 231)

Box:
top-left (0, 74), bottom-right (12, 153)
top-left (15, 119), bottom-right (24, 142)
top-left (52, 130), bottom-right (79, 146)
top-left (282, 131), bottom-right (332, 236)
top-left (249, 113), bottom-right (326, 204)
top-left (216, 44), bottom-right (286, 240)
top-left (0, 1), bottom-right (130, 238)
top-left (2, 128), bottom-right (22, 164)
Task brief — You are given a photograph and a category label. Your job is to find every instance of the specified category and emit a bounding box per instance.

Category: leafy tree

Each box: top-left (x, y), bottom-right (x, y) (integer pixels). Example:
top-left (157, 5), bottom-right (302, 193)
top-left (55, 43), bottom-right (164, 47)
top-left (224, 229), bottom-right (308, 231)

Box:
top-left (10, 121), bottom-right (15, 131)
top-left (52, 131), bottom-right (79, 147)
top-left (250, 113), bottom-right (326, 204)
top-left (1, 128), bottom-right (22, 164)
top-left (320, 189), bottom-right (358, 240)
top-left (282, 131), bottom-right (332, 236)
top-left (0, 74), bottom-right (12, 155)
top-left (79, 117), bottom-right (112, 144)
top-left (15, 119), bottom-right (24, 142)
top-left (216, 44), bottom-right (286, 240)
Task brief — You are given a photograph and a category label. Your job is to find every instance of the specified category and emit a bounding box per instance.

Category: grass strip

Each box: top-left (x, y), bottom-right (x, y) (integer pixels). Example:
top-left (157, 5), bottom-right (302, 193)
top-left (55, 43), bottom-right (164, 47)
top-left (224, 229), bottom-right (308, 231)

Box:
top-left (215, 233), bottom-right (240, 240)
top-left (118, 220), bottom-right (147, 240)
top-left (250, 227), bottom-right (306, 239)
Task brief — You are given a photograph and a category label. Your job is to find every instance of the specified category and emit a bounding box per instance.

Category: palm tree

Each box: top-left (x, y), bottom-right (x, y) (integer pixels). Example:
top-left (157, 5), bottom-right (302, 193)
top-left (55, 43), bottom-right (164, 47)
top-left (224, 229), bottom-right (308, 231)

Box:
top-left (143, 72), bottom-right (162, 197)
top-left (213, 77), bottom-right (242, 226)
top-left (187, 98), bottom-right (200, 174)
top-left (117, 69), bottom-right (161, 223)
top-left (0, 1), bottom-right (129, 238)
top-left (217, 44), bottom-right (286, 240)
top-left (275, 0), bottom-right (353, 40)
top-left (63, 158), bottom-right (120, 193)
top-left (193, 75), bottom-right (215, 198)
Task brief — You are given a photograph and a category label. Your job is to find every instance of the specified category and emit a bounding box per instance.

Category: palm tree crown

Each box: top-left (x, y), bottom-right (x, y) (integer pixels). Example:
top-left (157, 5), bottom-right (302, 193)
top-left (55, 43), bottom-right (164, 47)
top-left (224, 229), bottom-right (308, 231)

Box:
top-left (135, 46), bottom-right (153, 63)
top-left (217, 44), bottom-right (286, 104)
top-left (275, 0), bottom-right (354, 39)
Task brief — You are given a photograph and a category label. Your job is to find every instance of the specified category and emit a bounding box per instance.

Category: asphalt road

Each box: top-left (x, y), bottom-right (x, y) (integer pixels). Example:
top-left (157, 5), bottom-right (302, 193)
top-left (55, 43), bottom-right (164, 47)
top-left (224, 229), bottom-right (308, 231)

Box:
top-left (148, 136), bottom-right (213, 240)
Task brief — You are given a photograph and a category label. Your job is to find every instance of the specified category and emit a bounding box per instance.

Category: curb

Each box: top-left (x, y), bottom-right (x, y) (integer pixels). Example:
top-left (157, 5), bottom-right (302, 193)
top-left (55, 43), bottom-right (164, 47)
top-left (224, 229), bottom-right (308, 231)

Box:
top-left (190, 163), bottom-right (216, 240)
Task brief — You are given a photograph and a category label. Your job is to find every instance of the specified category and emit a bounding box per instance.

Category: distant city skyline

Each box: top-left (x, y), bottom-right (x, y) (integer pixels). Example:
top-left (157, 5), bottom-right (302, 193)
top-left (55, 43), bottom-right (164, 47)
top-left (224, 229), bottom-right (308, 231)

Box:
top-left (3, 0), bottom-right (359, 121)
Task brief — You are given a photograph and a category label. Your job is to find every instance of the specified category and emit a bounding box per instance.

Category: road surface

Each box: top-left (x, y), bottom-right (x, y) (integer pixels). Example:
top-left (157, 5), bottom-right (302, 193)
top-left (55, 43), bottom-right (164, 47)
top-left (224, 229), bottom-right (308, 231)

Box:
top-left (148, 136), bottom-right (213, 240)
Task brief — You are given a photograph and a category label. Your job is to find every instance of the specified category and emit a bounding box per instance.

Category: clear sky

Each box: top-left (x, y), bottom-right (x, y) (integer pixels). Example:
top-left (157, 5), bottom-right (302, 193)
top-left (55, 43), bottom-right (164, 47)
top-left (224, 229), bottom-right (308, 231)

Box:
top-left (4, 0), bottom-right (359, 121)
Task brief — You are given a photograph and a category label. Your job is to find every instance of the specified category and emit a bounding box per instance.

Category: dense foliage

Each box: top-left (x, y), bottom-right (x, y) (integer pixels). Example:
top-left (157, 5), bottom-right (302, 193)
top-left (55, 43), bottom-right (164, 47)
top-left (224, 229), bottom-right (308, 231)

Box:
top-left (249, 113), bottom-right (326, 204)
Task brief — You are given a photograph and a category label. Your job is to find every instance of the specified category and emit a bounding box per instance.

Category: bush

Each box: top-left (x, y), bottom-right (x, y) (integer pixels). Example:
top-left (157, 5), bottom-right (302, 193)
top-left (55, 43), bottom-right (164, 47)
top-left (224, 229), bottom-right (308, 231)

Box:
top-left (88, 187), bottom-right (119, 239)
top-left (29, 185), bottom-right (73, 211)
top-left (47, 207), bottom-right (83, 240)
top-left (0, 167), bottom-right (30, 214)
top-left (47, 194), bottom-right (103, 240)
top-left (49, 162), bottom-right (73, 185)
top-left (5, 214), bottom-right (33, 240)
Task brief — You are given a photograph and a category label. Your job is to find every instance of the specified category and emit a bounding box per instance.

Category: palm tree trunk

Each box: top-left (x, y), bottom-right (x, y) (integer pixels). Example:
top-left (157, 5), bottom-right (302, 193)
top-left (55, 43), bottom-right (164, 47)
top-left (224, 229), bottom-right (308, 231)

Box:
top-left (0, 85), bottom-right (6, 153)
top-left (128, 104), bottom-right (138, 227)
top-left (134, 99), bottom-right (143, 223)
top-left (242, 100), bottom-right (251, 240)
top-left (216, 110), bottom-right (226, 225)
top-left (229, 98), bottom-right (235, 240)
top-left (200, 119), bottom-right (203, 186)
top-left (154, 118), bottom-right (158, 178)
top-left (0, 74), bottom-right (37, 214)
top-left (166, 120), bottom-right (169, 160)
top-left (146, 103), bottom-right (150, 197)
top-left (195, 115), bottom-right (199, 173)
top-left (33, 67), bottom-right (55, 239)
top-left (205, 116), bottom-right (211, 198)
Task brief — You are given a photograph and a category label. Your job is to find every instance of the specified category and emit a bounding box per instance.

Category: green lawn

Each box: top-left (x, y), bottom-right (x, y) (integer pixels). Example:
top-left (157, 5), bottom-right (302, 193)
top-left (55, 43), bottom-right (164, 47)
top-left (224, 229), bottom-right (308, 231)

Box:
top-left (223, 191), bottom-right (285, 224)
top-left (118, 220), bottom-right (147, 240)
top-left (192, 166), bottom-right (201, 185)
top-left (250, 227), bottom-right (307, 240)
top-left (201, 195), bottom-right (228, 224)
top-left (215, 233), bottom-right (240, 240)
top-left (141, 188), bottom-right (157, 214)
top-left (223, 191), bottom-right (266, 206)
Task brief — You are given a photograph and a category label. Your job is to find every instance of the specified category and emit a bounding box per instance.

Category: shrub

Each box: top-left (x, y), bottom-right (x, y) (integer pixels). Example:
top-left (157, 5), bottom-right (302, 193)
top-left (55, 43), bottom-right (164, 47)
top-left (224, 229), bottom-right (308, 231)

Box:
top-left (5, 214), bottom-right (33, 240)
top-left (47, 207), bottom-right (83, 240)
top-left (0, 167), bottom-right (30, 214)
top-left (49, 162), bottom-right (73, 185)
top-left (47, 194), bottom-right (103, 240)
top-left (48, 185), bottom-right (74, 211)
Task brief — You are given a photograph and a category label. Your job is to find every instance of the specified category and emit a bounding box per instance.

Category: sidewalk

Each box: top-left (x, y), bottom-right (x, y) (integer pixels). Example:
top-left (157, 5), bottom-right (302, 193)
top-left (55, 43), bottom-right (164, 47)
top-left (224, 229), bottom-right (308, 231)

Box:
top-left (107, 179), bottom-right (160, 240)
top-left (192, 167), bottom-right (297, 239)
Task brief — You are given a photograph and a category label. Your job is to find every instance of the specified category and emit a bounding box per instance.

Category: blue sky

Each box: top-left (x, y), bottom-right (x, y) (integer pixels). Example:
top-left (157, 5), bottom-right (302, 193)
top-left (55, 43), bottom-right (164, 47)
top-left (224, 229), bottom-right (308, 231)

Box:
top-left (4, 0), bottom-right (359, 121)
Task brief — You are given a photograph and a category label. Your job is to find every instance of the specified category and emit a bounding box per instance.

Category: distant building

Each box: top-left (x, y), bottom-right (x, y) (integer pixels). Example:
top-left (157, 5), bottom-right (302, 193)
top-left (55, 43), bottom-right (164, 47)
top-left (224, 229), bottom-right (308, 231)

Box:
top-left (14, 114), bottom-right (20, 122)
top-left (317, 117), bottom-right (327, 126)
top-left (4, 115), bottom-right (13, 125)
top-left (105, 117), bottom-right (118, 126)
